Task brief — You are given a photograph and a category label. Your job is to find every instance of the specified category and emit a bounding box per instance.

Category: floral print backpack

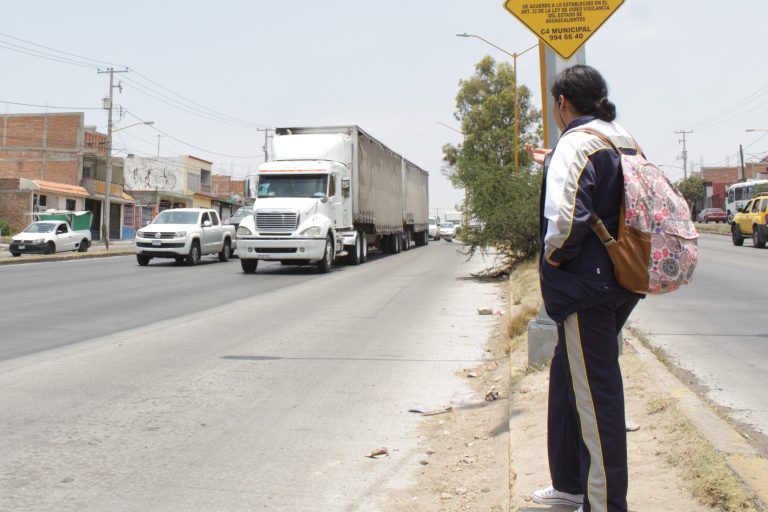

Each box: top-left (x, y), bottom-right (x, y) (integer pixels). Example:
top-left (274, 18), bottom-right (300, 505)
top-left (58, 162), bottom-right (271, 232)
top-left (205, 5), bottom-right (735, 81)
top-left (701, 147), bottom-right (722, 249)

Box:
top-left (576, 128), bottom-right (699, 295)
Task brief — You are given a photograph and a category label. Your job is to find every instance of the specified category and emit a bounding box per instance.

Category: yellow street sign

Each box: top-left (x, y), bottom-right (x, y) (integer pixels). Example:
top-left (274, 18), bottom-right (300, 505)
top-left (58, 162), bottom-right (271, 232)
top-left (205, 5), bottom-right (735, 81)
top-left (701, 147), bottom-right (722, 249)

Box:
top-left (504, 0), bottom-right (624, 59)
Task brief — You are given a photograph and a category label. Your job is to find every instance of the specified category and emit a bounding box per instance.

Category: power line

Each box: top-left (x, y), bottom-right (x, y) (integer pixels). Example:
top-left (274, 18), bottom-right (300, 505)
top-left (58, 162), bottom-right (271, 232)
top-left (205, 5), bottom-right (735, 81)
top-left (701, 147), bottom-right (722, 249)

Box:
top-left (124, 111), bottom-right (264, 159)
top-left (1, 99), bottom-right (103, 110)
top-left (0, 32), bottom-right (269, 129)
top-left (0, 31), bottom-right (121, 67)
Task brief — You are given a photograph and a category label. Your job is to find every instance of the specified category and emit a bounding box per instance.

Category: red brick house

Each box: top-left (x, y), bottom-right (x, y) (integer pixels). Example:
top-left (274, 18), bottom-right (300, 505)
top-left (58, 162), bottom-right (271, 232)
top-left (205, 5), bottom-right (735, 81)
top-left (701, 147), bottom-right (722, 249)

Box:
top-left (0, 112), bottom-right (132, 238)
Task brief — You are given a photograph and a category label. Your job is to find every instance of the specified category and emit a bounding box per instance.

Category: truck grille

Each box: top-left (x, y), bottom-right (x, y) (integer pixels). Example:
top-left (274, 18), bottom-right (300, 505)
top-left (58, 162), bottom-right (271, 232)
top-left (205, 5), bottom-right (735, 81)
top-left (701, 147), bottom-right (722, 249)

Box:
top-left (256, 211), bottom-right (298, 231)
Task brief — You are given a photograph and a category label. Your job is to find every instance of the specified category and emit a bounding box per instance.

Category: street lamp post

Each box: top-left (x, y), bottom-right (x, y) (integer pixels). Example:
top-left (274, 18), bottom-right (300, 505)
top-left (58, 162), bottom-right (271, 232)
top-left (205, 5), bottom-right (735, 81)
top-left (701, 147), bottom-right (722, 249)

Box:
top-left (102, 120), bottom-right (154, 249)
top-left (457, 33), bottom-right (537, 169)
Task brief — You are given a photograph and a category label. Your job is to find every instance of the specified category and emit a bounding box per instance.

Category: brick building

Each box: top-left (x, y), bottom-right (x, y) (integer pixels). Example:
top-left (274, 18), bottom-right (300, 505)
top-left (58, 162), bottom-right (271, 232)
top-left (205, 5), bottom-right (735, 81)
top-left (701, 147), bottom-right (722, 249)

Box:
top-left (0, 112), bottom-right (132, 239)
top-left (700, 162), bottom-right (768, 209)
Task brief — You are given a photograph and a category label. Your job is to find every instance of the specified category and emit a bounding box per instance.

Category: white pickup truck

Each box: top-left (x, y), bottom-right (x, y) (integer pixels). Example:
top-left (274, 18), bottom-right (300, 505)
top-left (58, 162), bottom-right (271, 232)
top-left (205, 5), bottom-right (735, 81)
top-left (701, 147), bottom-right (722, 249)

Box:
top-left (9, 220), bottom-right (92, 256)
top-left (135, 208), bottom-right (236, 266)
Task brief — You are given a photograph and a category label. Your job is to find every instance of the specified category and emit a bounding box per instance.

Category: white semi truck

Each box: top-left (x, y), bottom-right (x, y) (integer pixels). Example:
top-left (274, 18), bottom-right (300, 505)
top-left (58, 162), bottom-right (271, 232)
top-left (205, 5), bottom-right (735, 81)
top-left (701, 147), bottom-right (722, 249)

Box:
top-left (237, 126), bottom-right (429, 273)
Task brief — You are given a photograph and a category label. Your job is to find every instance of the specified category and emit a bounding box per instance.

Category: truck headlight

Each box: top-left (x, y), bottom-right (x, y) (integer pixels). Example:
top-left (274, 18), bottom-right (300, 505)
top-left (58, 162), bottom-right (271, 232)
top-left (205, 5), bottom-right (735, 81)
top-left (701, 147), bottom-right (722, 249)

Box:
top-left (299, 226), bottom-right (322, 237)
top-left (31, 238), bottom-right (44, 244)
top-left (136, 230), bottom-right (145, 238)
top-left (174, 231), bottom-right (187, 238)
top-left (237, 226), bottom-right (253, 236)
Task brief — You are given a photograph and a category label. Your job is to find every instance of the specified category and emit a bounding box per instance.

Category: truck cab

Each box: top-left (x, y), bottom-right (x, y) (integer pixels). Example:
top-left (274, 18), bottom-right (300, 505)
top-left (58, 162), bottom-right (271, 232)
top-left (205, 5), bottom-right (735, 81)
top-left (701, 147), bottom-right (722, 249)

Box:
top-left (237, 133), bottom-right (356, 273)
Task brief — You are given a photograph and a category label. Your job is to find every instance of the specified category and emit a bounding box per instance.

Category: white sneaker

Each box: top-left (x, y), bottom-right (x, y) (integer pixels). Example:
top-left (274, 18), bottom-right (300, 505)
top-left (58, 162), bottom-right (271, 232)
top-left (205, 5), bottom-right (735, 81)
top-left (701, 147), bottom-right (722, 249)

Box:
top-left (531, 485), bottom-right (584, 506)
top-left (574, 508), bottom-right (583, 512)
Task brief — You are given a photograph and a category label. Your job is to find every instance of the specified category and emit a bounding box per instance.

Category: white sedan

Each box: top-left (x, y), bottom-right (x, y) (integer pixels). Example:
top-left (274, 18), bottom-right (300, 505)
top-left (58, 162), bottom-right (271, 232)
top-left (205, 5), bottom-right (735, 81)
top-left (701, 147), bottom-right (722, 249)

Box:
top-left (438, 223), bottom-right (458, 242)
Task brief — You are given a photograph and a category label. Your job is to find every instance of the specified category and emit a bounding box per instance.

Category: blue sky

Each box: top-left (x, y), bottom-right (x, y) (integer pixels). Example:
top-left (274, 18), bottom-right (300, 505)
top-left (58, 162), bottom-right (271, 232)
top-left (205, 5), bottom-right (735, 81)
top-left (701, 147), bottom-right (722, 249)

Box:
top-left (3, 1), bottom-right (768, 215)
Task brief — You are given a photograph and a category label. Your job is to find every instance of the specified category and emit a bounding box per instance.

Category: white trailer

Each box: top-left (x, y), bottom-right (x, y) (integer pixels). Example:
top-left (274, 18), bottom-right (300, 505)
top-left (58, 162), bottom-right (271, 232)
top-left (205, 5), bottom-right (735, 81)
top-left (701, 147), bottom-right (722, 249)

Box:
top-left (237, 126), bottom-right (429, 273)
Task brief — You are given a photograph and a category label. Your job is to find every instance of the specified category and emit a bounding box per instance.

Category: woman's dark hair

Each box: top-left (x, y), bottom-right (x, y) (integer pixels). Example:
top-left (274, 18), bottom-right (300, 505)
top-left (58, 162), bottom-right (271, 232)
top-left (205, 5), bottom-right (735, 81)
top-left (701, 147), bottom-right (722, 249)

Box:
top-left (551, 64), bottom-right (616, 122)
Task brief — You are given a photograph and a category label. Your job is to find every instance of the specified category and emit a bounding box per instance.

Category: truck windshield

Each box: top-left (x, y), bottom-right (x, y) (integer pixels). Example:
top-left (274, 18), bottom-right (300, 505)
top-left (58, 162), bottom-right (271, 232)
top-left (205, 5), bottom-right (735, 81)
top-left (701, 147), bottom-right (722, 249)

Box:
top-left (24, 222), bottom-right (56, 233)
top-left (257, 175), bottom-right (328, 198)
top-left (153, 211), bottom-right (199, 224)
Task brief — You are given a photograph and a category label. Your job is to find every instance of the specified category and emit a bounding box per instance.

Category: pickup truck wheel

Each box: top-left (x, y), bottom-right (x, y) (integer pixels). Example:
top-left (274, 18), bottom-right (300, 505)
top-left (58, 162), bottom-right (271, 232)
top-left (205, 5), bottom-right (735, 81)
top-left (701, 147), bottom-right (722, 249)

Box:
top-left (753, 226), bottom-right (765, 248)
top-left (44, 242), bottom-right (55, 255)
top-left (136, 254), bottom-right (151, 266)
top-left (78, 239), bottom-right (89, 252)
top-left (241, 259), bottom-right (258, 273)
top-left (360, 231), bottom-right (368, 263)
top-left (317, 235), bottom-right (333, 273)
top-left (186, 241), bottom-right (201, 266)
top-left (732, 225), bottom-right (744, 246)
top-left (10, 252), bottom-right (21, 257)
top-left (218, 240), bottom-right (231, 262)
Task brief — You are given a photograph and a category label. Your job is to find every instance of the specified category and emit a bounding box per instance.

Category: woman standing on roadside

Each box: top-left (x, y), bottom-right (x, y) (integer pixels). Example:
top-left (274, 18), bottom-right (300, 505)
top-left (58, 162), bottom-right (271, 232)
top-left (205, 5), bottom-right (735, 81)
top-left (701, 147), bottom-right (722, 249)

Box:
top-left (526, 65), bottom-right (643, 512)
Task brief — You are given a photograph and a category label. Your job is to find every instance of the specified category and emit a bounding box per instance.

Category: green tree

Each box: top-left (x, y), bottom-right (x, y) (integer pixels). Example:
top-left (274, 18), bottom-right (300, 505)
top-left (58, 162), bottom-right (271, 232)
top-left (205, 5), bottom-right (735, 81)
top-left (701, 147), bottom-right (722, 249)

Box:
top-left (675, 175), bottom-right (705, 208)
top-left (442, 56), bottom-right (542, 270)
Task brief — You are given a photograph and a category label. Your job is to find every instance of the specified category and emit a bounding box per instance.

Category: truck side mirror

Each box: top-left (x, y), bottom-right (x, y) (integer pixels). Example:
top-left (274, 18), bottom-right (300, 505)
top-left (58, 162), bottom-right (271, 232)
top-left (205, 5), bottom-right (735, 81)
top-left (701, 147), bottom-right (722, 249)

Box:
top-left (203, 220), bottom-right (212, 227)
top-left (342, 178), bottom-right (350, 191)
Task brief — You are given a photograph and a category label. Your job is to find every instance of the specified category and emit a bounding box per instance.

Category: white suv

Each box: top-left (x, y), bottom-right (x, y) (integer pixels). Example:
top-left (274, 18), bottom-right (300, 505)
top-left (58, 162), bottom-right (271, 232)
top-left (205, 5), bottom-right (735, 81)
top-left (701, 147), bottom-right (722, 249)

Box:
top-left (135, 208), bottom-right (236, 266)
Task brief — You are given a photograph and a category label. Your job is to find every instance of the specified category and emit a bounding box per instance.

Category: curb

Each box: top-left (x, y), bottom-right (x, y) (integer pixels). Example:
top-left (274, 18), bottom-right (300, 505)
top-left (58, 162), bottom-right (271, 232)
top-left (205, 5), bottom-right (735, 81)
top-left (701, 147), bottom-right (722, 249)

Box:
top-left (0, 249), bottom-right (134, 265)
top-left (627, 335), bottom-right (768, 508)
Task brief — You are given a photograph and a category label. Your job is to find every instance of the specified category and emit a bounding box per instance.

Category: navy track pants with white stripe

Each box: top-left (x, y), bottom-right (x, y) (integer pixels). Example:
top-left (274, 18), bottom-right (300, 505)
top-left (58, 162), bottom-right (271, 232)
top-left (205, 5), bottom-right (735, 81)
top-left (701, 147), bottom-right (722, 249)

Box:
top-left (547, 294), bottom-right (639, 512)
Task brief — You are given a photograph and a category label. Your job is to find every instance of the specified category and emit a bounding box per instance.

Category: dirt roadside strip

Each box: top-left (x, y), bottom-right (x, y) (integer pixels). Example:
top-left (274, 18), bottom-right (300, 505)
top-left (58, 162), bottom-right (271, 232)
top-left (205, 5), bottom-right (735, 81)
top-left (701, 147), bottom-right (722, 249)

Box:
top-left (506, 263), bottom-right (768, 512)
top-left (393, 260), bottom-right (766, 511)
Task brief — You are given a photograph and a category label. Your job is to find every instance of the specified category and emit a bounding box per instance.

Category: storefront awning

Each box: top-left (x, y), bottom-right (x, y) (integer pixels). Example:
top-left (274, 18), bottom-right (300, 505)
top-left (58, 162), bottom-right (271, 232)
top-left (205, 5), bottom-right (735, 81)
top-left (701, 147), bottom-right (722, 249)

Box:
top-left (32, 180), bottom-right (90, 198)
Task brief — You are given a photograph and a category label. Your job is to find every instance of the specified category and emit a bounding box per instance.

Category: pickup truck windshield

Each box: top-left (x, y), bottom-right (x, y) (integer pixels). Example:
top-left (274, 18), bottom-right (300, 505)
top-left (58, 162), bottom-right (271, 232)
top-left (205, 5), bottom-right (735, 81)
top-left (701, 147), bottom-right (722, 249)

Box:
top-left (153, 211), bottom-right (199, 224)
top-left (257, 175), bottom-right (328, 198)
top-left (23, 222), bottom-right (56, 233)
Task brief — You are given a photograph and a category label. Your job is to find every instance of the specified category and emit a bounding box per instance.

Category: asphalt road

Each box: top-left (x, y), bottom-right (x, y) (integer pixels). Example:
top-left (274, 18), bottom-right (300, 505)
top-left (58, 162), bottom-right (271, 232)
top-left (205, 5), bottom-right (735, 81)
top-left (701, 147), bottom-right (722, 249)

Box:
top-left (0, 241), bottom-right (506, 511)
top-left (630, 232), bottom-right (768, 438)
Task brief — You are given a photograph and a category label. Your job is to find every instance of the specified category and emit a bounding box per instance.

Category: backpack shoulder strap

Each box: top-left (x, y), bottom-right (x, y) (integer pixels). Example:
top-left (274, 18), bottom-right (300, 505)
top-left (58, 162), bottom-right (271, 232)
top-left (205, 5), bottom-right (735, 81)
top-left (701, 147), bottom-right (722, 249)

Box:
top-left (567, 127), bottom-right (620, 153)
top-left (567, 127), bottom-right (643, 156)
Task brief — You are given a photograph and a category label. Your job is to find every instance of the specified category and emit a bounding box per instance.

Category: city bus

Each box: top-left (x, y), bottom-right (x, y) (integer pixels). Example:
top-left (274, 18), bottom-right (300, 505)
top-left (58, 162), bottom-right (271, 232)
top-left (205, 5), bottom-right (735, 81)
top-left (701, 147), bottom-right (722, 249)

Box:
top-left (726, 179), bottom-right (768, 222)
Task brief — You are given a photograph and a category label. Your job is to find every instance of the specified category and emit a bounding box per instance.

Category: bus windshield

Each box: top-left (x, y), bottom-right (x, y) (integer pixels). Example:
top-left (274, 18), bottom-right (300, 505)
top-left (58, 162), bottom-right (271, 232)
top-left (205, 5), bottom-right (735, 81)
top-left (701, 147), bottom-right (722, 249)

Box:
top-left (257, 175), bottom-right (328, 198)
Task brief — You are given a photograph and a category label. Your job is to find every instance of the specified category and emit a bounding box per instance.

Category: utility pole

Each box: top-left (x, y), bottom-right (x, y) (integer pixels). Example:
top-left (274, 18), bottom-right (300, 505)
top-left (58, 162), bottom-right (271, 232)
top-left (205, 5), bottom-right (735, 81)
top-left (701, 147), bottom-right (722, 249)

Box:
top-left (97, 67), bottom-right (129, 250)
top-left (739, 144), bottom-right (745, 182)
top-left (675, 130), bottom-right (693, 180)
top-left (257, 128), bottom-right (272, 162)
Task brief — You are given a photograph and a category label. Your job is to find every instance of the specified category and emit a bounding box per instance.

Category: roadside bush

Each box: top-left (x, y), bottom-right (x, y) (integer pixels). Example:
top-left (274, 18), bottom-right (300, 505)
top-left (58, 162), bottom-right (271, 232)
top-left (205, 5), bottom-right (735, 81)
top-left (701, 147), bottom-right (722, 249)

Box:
top-left (0, 218), bottom-right (13, 239)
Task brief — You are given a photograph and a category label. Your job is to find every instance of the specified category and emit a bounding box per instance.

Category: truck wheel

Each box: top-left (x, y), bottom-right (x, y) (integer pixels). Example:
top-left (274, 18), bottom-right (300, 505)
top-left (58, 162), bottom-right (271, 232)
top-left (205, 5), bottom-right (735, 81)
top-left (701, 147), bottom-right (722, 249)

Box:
top-left (11, 252), bottom-right (21, 257)
top-left (731, 225), bottom-right (744, 246)
top-left (186, 241), bottom-right (201, 266)
top-left (78, 239), bottom-right (89, 252)
top-left (360, 231), bottom-right (368, 263)
top-left (136, 254), bottom-right (151, 266)
top-left (753, 226), bottom-right (765, 248)
top-left (317, 235), bottom-right (333, 273)
top-left (241, 258), bottom-right (258, 273)
top-left (346, 235), bottom-right (362, 265)
top-left (44, 242), bottom-right (56, 255)
top-left (218, 239), bottom-right (231, 262)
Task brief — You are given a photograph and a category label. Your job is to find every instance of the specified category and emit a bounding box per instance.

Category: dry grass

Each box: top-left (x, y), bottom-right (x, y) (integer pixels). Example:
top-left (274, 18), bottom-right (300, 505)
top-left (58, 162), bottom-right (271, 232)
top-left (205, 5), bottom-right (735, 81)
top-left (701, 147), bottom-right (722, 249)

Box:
top-left (505, 303), bottom-right (540, 339)
top-left (633, 330), bottom-right (760, 510)
top-left (662, 411), bottom-right (759, 511)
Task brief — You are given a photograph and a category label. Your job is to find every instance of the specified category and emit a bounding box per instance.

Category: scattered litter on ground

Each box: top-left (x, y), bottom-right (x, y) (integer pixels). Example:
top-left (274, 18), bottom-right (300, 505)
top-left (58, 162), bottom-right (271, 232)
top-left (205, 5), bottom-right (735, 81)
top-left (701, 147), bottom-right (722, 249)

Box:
top-left (485, 387), bottom-right (501, 401)
top-left (365, 447), bottom-right (389, 459)
top-left (477, 307), bottom-right (493, 315)
top-left (421, 406), bottom-right (453, 417)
